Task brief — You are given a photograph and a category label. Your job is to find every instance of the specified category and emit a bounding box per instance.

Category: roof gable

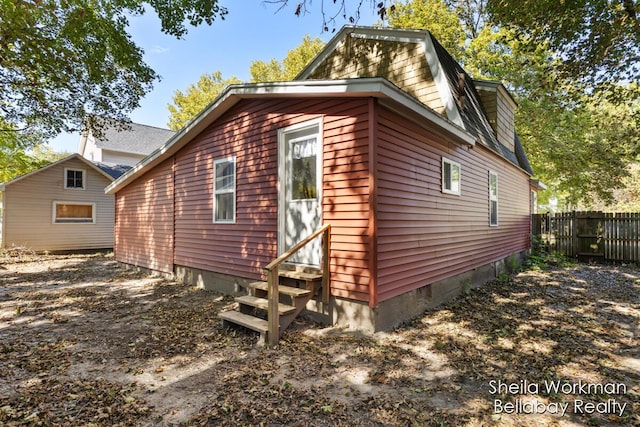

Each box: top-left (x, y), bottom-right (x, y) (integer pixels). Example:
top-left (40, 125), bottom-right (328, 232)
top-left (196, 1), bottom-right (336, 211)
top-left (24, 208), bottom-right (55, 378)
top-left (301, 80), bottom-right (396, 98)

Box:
top-left (298, 26), bottom-right (532, 173)
top-left (106, 27), bottom-right (536, 195)
top-left (299, 28), bottom-right (449, 119)
top-left (0, 154), bottom-right (122, 190)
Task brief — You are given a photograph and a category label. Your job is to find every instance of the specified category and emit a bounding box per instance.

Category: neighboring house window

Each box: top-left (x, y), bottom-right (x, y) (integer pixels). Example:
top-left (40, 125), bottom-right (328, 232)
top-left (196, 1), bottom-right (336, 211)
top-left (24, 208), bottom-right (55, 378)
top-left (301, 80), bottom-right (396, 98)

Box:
top-left (53, 201), bottom-right (95, 224)
top-left (442, 157), bottom-right (461, 195)
top-left (64, 168), bottom-right (85, 189)
top-left (489, 171), bottom-right (499, 226)
top-left (213, 157), bottom-right (236, 223)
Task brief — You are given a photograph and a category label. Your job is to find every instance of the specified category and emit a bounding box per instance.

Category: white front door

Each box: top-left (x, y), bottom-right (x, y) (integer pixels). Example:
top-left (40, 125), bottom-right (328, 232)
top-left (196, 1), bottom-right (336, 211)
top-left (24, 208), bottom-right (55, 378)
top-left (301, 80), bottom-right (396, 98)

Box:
top-left (278, 119), bottom-right (322, 267)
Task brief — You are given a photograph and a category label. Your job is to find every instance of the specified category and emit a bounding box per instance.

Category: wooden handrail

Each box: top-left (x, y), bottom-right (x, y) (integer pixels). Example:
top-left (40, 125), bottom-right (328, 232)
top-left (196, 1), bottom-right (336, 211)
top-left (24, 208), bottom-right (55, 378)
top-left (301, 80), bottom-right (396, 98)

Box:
top-left (265, 224), bottom-right (331, 346)
top-left (265, 224), bottom-right (331, 271)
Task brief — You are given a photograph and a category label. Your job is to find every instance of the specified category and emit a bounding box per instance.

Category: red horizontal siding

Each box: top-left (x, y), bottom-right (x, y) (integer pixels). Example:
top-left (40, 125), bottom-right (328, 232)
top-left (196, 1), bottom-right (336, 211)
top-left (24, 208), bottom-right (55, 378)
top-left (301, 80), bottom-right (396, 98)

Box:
top-left (169, 98), bottom-right (372, 302)
top-left (115, 159), bottom-right (174, 273)
top-left (375, 105), bottom-right (531, 302)
top-left (322, 100), bottom-right (371, 302)
top-left (114, 96), bottom-right (532, 310)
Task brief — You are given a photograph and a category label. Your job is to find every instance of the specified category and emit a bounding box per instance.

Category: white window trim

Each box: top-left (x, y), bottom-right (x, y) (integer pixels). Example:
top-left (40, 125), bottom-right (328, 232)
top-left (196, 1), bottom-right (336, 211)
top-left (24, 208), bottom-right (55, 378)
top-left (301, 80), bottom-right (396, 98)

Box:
top-left (213, 156), bottom-right (236, 224)
top-left (52, 201), bottom-right (96, 224)
top-left (489, 170), bottom-right (499, 227)
top-left (441, 157), bottom-right (461, 195)
top-left (64, 167), bottom-right (86, 190)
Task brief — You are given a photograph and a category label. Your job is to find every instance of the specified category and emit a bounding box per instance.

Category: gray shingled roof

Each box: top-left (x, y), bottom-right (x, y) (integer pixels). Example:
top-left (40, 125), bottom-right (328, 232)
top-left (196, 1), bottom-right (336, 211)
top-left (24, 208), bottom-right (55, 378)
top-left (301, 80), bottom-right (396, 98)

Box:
top-left (92, 162), bottom-right (132, 179)
top-left (95, 122), bottom-right (175, 155)
top-left (429, 36), bottom-right (531, 172)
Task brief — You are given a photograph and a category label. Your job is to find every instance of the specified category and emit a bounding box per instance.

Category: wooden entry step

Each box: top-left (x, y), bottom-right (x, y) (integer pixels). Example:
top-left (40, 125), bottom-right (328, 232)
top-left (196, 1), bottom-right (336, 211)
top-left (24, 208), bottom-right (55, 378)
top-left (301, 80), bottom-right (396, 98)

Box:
top-left (218, 271), bottom-right (322, 345)
top-left (278, 270), bottom-right (323, 282)
top-left (219, 310), bottom-right (268, 342)
top-left (235, 295), bottom-right (296, 315)
top-left (248, 281), bottom-right (312, 298)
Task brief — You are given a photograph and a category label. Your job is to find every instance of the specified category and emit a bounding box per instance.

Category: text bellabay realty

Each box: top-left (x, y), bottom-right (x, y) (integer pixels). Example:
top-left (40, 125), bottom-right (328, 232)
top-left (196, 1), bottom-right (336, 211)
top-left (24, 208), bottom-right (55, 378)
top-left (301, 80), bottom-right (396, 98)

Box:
top-left (489, 379), bottom-right (628, 417)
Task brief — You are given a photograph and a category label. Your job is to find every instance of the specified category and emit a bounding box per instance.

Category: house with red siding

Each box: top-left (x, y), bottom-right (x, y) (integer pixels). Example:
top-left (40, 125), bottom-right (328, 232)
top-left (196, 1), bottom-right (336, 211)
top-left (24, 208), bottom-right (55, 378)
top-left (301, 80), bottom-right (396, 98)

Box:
top-left (106, 27), bottom-right (537, 342)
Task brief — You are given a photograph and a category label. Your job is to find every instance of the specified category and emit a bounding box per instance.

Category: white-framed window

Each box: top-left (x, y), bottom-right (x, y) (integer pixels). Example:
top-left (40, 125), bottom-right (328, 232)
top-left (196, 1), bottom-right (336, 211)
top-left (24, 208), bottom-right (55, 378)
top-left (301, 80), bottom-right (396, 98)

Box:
top-left (489, 171), bottom-right (499, 226)
top-left (442, 157), bottom-right (461, 195)
top-left (53, 201), bottom-right (95, 224)
top-left (64, 168), bottom-right (86, 190)
top-left (213, 156), bottom-right (236, 223)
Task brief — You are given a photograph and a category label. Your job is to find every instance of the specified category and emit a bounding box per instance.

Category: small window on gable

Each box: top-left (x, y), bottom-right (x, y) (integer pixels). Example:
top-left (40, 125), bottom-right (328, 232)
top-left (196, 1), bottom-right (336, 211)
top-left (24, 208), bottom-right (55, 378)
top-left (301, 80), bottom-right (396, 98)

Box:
top-left (213, 157), bottom-right (236, 223)
top-left (64, 168), bottom-right (85, 190)
top-left (489, 171), bottom-right (499, 226)
top-left (442, 157), bottom-right (461, 195)
top-left (53, 202), bottom-right (95, 224)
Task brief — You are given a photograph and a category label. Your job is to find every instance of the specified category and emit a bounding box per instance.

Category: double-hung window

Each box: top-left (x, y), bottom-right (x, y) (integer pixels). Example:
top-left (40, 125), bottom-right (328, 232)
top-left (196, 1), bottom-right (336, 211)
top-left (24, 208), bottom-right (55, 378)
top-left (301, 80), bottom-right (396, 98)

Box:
top-left (442, 157), bottom-right (461, 195)
top-left (64, 168), bottom-right (85, 190)
top-left (489, 171), bottom-right (499, 226)
top-left (213, 157), bottom-right (236, 223)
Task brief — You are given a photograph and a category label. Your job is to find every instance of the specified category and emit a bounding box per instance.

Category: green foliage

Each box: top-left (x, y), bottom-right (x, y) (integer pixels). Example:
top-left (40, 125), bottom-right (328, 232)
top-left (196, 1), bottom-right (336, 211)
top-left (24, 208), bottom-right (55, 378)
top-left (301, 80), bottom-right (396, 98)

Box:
top-left (486, 0), bottom-right (640, 88)
top-left (388, 0), bottom-right (465, 59)
top-left (0, 141), bottom-right (69, 184)
top-left (587, 163), bottom-right (640, 212)
top-left (167, 71), bottom-right (242, 131)
top-left (519, 83), bottom-right (640, 209)
top-left (250, 35), bottom-right (325, 82)
top-left (0, 118), bottom-right (47, 183)
top-left (249, 59), bottom-right (287, 83)
top-left (0, 0), bottom-right (226, 139)
top-left (480, 1), bottom-right (640, 207)
top-left (524, 246), bottom-right (573, 271)
top-left (31, 145), bottom-right (71, 164)
top-left (168, 36), bottom-right (325, 130)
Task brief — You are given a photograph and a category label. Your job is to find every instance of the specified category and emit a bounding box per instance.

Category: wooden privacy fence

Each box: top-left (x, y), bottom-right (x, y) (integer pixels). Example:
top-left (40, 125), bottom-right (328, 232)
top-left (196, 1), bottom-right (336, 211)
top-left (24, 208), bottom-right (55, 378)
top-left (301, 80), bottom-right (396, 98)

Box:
top-left (533, 211), bottom-right (640, 263)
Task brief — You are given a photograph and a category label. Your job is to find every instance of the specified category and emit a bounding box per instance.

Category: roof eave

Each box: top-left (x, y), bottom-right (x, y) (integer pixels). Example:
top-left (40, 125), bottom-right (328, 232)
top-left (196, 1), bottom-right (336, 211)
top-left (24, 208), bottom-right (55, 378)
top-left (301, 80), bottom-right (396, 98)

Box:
top-left (2, 153), bottom-right (115, 189)
top-left (106, 78), bottom-right (476, 195)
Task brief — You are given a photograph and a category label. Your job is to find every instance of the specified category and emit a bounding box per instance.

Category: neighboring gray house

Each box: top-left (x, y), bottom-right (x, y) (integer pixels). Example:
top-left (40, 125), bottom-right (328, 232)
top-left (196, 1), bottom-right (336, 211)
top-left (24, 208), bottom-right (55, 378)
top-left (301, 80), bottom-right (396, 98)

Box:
top-left (0, 154), bottom-right (130, 251)
top-left (78, 120), bottom-right (175, 166)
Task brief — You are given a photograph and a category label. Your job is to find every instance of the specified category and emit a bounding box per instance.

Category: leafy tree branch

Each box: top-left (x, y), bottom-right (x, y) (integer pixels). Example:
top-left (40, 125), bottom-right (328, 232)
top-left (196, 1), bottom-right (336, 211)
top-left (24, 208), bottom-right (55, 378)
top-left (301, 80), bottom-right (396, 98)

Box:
top-left (0, 0), bottom-right (227, 140)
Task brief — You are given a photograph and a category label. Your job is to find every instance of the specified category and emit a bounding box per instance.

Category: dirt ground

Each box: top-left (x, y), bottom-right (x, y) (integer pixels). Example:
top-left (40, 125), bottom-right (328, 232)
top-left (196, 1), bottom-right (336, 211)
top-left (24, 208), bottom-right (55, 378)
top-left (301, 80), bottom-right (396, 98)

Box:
top-left (0, 251), bottom-right (638, 426)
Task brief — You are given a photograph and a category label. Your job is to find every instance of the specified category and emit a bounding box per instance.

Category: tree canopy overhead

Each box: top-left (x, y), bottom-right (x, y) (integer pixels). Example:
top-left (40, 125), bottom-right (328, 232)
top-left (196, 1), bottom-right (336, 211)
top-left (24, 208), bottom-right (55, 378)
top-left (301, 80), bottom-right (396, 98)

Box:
top-left (486, 0), bottom-right (640, 88)
top-left (0, 0), bottom-right (227, 139)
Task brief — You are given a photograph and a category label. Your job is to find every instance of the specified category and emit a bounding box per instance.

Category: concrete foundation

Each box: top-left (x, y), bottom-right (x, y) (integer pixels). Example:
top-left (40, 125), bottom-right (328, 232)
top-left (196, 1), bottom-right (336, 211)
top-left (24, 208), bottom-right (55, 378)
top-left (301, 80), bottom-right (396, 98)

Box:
top-left (304, 250), bottom-right (528, 332)
top-left (174, 265), bottom-right (253, 296)
top-left (161, 250), bottom-right (528, 333)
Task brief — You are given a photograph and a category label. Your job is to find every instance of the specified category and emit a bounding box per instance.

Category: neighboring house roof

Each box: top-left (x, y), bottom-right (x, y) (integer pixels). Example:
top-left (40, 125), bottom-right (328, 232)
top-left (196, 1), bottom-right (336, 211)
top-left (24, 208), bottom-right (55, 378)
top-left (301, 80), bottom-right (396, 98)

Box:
top-left (78, 120), bottom-right (175, 156)
top-left (92, 162), bottom-right (133, 179)
top-left (297, 26), bottom-right (533, 175)
top-left (106, 77), bottom-right (477, 195)
top-left (0, 154), bottom-right (128, 190)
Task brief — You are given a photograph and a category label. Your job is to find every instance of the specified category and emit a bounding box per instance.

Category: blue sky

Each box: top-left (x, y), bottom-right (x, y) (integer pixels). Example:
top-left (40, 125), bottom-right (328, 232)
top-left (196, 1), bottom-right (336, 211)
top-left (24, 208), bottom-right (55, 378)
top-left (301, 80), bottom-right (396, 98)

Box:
top-left (50, 2), bottom-right (380, 153)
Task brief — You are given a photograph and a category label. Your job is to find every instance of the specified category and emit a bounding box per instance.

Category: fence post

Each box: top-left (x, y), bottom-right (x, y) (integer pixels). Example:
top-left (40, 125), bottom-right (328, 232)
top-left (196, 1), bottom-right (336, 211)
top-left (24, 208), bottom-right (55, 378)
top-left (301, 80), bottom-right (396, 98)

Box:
top-left (572, 211), bottom-right (579, 259)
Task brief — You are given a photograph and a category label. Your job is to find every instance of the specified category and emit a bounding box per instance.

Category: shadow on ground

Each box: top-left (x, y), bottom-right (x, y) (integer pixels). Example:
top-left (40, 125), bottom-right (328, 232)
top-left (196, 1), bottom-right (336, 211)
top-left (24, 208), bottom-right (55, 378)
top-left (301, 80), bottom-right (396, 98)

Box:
top-left (0, 253), bottom-right (638, 426)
